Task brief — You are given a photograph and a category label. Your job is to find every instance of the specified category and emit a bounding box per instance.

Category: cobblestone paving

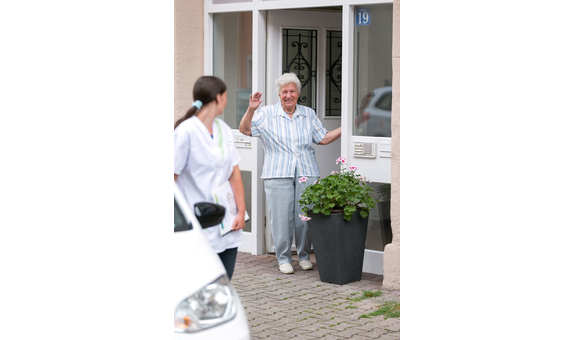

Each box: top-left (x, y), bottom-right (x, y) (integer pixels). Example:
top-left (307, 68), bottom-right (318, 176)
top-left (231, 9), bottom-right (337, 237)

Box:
top-left (233, 252), bottom-right (400, 339)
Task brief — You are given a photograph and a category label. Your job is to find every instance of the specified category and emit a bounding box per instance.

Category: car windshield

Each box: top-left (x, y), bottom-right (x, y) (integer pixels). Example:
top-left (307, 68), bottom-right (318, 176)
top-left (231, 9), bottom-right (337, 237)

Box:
top-left (174, 198), bottom-right (192, 232)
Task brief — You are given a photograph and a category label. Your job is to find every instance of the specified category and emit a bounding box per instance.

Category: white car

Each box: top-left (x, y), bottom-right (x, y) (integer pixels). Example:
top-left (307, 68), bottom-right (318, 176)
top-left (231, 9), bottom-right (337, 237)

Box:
top-left (174, 185), bottom-right (251, 340)
top-left (356, 86), bottom-right (392, 137)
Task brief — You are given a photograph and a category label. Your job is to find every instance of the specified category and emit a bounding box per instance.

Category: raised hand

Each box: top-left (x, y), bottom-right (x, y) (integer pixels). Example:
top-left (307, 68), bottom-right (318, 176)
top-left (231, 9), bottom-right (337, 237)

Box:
top-left (249, 92), bottom-right (263, 111)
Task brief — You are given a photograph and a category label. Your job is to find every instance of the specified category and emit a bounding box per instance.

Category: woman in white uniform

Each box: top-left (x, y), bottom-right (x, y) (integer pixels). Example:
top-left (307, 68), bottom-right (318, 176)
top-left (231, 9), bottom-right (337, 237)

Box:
top-left (174, 76), bottom-right (246, 280)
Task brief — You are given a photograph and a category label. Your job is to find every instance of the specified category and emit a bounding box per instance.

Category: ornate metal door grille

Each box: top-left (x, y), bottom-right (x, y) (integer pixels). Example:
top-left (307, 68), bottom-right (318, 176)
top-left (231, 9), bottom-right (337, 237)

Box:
top-left (326, 30), bottom-right (342, 116)
top-left (282, 29), bottom-right (317, 110)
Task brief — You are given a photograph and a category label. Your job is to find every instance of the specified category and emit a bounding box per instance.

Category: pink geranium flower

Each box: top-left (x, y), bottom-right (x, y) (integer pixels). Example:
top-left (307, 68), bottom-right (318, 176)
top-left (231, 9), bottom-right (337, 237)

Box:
top-left (299, 214), bottom-right (312, 222)
top-left (299, 176), bottom-right (308, 183)
top-left (349, 166), bottom-right (358, 171)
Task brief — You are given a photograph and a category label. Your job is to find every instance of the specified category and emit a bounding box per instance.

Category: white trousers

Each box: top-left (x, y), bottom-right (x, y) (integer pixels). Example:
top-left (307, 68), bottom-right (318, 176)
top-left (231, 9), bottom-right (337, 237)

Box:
top-left (264, 175), bottom-right (319, 265)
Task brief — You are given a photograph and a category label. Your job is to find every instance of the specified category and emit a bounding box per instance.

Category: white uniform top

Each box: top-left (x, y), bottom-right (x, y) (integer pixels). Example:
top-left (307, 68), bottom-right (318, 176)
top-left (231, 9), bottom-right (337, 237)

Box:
top-left (174, 116), bottom-right (243, 253)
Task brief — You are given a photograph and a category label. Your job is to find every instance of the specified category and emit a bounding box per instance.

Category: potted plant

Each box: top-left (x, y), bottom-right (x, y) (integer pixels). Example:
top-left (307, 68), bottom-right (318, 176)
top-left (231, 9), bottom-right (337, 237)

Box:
top-left (298, 157), bottom-right (377, 285)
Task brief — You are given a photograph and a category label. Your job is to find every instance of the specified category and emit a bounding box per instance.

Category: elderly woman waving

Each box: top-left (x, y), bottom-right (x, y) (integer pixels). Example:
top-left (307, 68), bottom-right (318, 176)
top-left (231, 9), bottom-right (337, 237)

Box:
top-left (239, 72), bottom-right (341, 274)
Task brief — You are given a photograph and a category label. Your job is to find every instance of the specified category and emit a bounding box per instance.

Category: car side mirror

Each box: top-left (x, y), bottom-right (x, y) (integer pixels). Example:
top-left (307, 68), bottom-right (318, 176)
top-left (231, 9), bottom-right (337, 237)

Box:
top-left (194, 202), bottom-right (226, 229)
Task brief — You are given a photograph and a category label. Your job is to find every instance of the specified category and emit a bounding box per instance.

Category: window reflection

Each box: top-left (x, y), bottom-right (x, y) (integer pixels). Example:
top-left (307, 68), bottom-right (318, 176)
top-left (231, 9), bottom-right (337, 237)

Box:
top-left (213, 12), bottom-right (253, 129)
top-left (353, 4), bottom-right (393, 137)
top-left (365, 182), bottom-right (392, 252)
top-left (356, 87), bottom-right (392, 137)
top-left (241, 171), bottom-right (252, 233)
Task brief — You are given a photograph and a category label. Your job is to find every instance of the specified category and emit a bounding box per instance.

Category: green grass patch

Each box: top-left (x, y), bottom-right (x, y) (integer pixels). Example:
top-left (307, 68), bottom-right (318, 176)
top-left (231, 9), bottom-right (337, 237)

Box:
top-left (363, 290), bottom-right (382, 298)
top-left (345, 305), bottom-right (358, 309)
top-left (347, 289), bottom-right (383, 301)
top-left (358, 300), bottom-right (400, 320)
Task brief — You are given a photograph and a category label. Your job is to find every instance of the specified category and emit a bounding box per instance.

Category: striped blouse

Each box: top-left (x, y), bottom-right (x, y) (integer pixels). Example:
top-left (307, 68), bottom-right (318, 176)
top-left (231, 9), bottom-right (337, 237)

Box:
top-left (251, 102), bottom-right (327, 179)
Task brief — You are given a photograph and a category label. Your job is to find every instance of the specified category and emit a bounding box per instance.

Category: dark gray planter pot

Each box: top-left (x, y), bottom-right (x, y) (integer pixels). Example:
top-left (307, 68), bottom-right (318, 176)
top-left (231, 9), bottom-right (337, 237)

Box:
top-left (307, 210), bottom-right (369, 285)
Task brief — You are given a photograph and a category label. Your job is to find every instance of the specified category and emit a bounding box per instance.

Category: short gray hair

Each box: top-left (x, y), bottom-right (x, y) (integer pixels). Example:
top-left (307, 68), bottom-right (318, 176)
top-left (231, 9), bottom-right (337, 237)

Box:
top-left (275, 73), bottom-right (301, 95)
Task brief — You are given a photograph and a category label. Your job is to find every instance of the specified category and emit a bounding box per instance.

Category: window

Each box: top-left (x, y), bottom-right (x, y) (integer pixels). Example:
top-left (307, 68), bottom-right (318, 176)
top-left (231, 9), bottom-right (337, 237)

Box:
top-left (353, 4), bottom-right (393, 137)
top-left (174, 198), bottom-right (191, 232)
top-left (325, 30), bottom-right (342, 116)
top-left (213, 12), bottom-right (253, 129)
top-left (365, 182), bottom-right (392, 252)
top-left (282, 28), bottom-right (317, 110)
top-left (240, 171), bottom-right (252, 232)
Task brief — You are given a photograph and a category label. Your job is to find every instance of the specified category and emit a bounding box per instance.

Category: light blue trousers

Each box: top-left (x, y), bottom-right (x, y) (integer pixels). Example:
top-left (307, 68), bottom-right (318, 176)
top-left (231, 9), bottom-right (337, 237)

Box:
top-left (264, 175), bottom-right (319, 265)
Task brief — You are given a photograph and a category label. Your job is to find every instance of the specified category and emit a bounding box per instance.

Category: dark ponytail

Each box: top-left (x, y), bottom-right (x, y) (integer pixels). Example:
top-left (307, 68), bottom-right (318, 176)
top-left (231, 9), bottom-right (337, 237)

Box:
top-left (174, 107), bottom-right (198, 129)
top-left (174, 76), bottom-right (228, 129)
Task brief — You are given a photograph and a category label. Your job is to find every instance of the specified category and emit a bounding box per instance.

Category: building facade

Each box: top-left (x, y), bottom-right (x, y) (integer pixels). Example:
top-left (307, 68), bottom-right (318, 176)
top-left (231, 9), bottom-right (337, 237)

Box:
top-left (175, 0), bottom-right (400, 289)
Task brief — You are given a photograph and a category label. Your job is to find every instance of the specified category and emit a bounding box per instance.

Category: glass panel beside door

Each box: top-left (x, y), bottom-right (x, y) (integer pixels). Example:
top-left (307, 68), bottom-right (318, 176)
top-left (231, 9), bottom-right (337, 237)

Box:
top-left (213, 11), bottom-right (253, 129)
top-left (353, 4), bottom-right (393, 137)
top-left (240, 171), bottom-right (252, 233)
top-left (365, 182), bottom-right (392, 252)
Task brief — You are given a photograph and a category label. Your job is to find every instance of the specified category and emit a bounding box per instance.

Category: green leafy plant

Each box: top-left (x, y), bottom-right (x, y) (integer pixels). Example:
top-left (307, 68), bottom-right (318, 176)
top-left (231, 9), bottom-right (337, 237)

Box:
top-left (298, 157), bottom-right (377, 221)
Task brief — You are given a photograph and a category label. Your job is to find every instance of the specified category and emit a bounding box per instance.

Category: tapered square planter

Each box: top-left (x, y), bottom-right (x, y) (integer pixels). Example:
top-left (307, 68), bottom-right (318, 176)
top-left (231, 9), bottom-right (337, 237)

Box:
top-left (307, 210), bottom-right (369, 285)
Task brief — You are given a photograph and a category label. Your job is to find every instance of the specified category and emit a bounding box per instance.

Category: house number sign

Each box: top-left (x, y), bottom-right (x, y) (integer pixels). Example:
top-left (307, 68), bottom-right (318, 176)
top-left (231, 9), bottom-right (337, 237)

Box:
top-left (356, 7), bottom-right (370, 26)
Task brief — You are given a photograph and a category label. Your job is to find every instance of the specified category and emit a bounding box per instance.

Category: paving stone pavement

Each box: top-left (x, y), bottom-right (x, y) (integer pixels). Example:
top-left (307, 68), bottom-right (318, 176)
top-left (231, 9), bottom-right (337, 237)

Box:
top-left (233, 252), bottom-right (400, 340)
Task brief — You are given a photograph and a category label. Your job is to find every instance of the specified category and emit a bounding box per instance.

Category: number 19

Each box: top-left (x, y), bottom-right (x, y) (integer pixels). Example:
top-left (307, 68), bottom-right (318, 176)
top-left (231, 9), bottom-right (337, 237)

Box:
top-left (357, 12), bottom-right (369, 24)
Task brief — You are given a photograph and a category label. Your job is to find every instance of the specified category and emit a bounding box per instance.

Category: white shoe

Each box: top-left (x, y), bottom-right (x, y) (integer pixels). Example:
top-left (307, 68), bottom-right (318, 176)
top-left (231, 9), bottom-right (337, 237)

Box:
top-left (299, 260), bottom-right (313, 271)
top-left (279, 263), bottom-right (294, 274)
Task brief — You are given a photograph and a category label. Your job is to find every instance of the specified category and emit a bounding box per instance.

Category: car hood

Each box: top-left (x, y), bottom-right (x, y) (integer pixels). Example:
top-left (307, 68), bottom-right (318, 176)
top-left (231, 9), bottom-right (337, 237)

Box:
top-left (173, 227), bottom-right (227, 307)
